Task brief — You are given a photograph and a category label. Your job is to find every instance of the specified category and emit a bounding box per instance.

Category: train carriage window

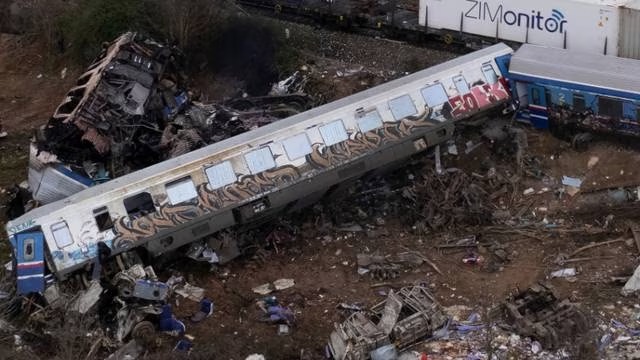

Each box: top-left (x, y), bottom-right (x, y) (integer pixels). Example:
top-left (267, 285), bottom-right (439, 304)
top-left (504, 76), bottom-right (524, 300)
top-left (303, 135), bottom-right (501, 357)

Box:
top-left (623, 102), bottom-right (638, 121)
top-left (356, 109), bottom-right (383, 133)
top-left (205, 161), bottom-right (237, 189)
top-left (165, 176), bottom-right (198, 205)
top-left (51, 221), bottom-right (73, 249)
top-left (93, 206), bottom-right (113, 232)
top-left (481, 63), bottom-right (498, 84)
top-left (452, 75), bottom-right (470, 95)
top-left (319, 120), bottom-right (349, 146)
top-left (531, 88), bottom-right (542, 106)
top-left (245, 147), bottom-right (276, 174)
top-left (388, 95), bottom-right (417, 120)
top-left (124, 192), bottom-right (156, 219)
top-left (598, 97), bottom-right (623, 118)
top-left (282, 133), bottom-right (312, 160)
top-left (420, 84), bottom-right (449, 108)
top-left (23, 238), bottom-right (35, 261)
top-left (573, 94), bottom-right (586, 112)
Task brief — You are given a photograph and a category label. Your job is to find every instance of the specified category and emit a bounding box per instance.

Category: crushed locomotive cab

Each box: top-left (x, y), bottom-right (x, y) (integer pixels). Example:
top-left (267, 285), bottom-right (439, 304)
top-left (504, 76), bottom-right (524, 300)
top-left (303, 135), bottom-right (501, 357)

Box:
top-left (28, 32), bottom-right (312, 206)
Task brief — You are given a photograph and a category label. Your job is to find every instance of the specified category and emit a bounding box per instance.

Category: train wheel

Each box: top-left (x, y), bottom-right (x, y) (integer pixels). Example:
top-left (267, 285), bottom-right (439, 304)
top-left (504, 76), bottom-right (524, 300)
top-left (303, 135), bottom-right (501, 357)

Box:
top-left (443, 34), bottom-right (454, 45)
top-left (132, 320), bottom-right (156, 347)
top-left (571, 132), bottom-right (593, 151)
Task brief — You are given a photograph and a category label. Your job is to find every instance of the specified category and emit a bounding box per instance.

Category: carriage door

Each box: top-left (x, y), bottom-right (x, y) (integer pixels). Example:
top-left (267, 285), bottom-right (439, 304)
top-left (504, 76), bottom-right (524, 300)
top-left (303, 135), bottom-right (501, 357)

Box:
top-left (15, 232), bottom-right (45, 294)
top-left (527, 84), bottom-right (549, 129)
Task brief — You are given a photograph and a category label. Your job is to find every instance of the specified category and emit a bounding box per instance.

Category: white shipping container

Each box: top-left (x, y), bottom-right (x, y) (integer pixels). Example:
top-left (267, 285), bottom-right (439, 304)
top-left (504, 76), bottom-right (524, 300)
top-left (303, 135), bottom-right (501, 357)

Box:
top-left (619, 1), bottom-right (640, 58)
top-left (419, 0), bottom-right (629, 57)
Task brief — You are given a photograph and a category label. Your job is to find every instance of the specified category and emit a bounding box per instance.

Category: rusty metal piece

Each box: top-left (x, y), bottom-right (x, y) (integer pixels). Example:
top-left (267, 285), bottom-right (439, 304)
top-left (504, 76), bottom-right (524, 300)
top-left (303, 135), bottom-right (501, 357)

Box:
top-left (495, 283), bottom-right (588, 349)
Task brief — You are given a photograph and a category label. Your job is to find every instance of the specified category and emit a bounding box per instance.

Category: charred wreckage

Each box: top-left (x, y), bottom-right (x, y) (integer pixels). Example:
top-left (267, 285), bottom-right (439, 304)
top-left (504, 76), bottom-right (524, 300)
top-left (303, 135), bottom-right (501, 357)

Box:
top-left (26, 32), bottom-right (311, 207)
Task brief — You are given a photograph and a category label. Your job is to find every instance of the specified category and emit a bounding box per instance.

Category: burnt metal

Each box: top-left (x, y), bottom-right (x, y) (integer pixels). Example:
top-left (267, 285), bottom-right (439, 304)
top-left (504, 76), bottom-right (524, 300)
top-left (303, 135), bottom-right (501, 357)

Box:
top-left (493, 283), bottom-right (589, 349)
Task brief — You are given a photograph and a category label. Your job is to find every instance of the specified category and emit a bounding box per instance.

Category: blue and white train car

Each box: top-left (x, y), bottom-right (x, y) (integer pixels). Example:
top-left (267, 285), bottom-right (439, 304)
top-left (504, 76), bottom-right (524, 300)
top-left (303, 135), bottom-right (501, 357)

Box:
top-left (507, 44), bottom-right (640, 138)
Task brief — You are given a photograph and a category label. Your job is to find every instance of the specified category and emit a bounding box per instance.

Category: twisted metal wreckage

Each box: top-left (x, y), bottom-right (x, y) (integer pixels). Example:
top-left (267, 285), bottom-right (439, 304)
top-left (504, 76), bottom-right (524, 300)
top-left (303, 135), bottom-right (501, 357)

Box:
top-left (27, 32), bottom-right (312, 206)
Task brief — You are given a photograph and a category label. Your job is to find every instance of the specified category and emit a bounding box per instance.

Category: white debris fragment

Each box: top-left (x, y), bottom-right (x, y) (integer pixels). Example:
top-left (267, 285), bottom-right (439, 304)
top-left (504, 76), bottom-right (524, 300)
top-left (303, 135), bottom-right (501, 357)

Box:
top-left (587, 156), bottom-right (599, 169)
top-left (523, 188), bottom-right (535, 196)
top-left (550, 268), bottom-right (577, 278)
top-left (175, 283), bottom-right (205, 302)
top-left (70, 280), bottom-right (103, 314)
top-left (561, 176), bottom-right (582, 188)
top-left (447, 143), bottom-right (458, 155)
top-left (622, 265), bottom-right (640, 296)
top-left (273, 278), bottom-right (295, 291)
top-left (245, 355), bottom-right (266, 360)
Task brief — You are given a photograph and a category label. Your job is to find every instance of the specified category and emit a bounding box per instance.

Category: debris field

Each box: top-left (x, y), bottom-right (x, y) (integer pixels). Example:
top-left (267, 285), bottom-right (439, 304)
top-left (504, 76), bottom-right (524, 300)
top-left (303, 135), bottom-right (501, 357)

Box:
top-left (1, 19), bottom-right (640, 360)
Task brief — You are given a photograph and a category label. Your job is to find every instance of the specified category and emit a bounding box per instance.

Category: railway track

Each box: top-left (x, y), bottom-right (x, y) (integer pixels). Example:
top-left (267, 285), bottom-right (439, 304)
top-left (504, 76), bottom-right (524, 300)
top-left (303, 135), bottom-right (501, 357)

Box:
top-left (236, 0), bottom-right (472, 55)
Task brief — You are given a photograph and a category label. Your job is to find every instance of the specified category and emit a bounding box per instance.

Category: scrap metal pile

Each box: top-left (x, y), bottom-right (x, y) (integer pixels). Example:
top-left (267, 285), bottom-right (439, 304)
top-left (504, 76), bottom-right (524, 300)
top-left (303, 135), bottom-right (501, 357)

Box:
top-left (328, 286), bottom-right (448, 359)
top-left (28, 32), bottom-right (312, 205)
top-left (491, 283), bottom-right (589, 349)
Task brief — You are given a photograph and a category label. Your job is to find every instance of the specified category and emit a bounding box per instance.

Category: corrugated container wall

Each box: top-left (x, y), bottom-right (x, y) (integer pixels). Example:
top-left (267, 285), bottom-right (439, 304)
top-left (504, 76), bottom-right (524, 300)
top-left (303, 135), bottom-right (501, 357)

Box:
top-left (619, 4), bottom-right (640, 59)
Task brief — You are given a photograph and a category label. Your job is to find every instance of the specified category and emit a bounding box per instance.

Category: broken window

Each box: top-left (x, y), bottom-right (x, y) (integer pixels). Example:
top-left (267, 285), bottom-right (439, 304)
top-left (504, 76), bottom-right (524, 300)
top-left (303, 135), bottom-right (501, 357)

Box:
top-left (282, 133), bottom-right (312, 160)
top-left (51, 221), bottom-right (73, 249)
top-left (453, 75), bottom-right (470, 95)
top-left (531, 88), bottom-right (542, 106)
top-left (165, 176), bottom-right (198, 205)
top-left (124, 192), bottom-right (156, 219)
top-left (319, 120), bottom-right (349, 146)
top-left (598, 97), bottom-right (623, 118)
top-left (244, 147), bottom-right (276, 174)
top-left (482, 63), bottom-right (498, 84)
top-left (421, 84), bottom-right (449, 108)
top-left (573, 94), bottom-right (586, 112)
top-left (356, 109), bottom-right (383, 133)
top-left (23, 238), bottom-right (35, 261)
top-left (388, 95), bottom-right (417, 120)
top-left (205, 161), bottom-right (237, 189)
top-left (93, 206), bottom-right (114, 232)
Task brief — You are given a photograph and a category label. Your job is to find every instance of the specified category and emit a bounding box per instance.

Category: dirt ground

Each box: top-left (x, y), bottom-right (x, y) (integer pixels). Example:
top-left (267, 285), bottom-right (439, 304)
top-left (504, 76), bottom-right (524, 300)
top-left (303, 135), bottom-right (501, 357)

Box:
top-left (1, 21), bottom-right (640, 360)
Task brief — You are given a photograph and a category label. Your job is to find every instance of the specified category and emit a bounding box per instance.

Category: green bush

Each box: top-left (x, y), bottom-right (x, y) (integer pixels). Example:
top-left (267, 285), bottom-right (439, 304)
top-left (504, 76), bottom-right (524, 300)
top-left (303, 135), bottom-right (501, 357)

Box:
top-left (59, 0), bottom-right (145, 62)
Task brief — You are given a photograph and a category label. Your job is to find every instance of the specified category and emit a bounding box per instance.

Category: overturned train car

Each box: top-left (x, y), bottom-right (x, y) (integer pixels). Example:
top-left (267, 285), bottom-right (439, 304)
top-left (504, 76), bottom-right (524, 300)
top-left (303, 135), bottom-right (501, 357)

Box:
top-left (6, 43), bottom-right (513, 295)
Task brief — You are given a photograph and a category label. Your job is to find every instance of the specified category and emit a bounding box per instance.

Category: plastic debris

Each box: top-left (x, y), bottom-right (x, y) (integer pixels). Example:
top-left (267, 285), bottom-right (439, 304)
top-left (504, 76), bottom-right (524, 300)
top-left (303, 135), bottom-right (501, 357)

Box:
top-left (622, 265), bottom-right (640, 296)
top-left (550, 268), bottom-right (577, 278)
top-left (278, 324), bottom-right (290, 335)
top-left (191, 298), bottom-right (215, 323)
top-left (561, 176), bottom-right (583, 188)
top-left (273, 278), bottom-right (295, 291)
top-left (174, 338), bottom-right (193, 354)
top-left (371, 344), bottom-right (398, 360)
top-left (159, 304), bottom-right (186, 336)
top-left (174, 283), bottom-right (205, 302)
top-left (252, 278), bottom-right (295, 295)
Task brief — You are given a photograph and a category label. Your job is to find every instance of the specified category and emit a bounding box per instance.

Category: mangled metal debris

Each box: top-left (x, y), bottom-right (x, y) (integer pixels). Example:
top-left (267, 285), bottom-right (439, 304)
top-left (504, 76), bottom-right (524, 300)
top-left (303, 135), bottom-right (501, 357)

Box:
top-left (328, 286), bottom-right (447, 359)
top-left (491, 283), bottom-right (588, 349)
top-left (25, 32), bottom-right (313, 206)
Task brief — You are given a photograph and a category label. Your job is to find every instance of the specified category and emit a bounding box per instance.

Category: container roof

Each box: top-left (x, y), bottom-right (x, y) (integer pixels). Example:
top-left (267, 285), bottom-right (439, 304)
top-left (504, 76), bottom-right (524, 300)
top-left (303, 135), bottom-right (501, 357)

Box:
top-left (508, 44), bottom-right (640, 97)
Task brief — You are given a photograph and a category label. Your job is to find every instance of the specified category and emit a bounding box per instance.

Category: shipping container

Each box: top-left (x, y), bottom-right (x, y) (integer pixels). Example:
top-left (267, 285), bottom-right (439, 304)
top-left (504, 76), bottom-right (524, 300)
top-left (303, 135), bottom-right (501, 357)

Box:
top-left (619, 1), bottom-right (640, 58)
top-left (419, 0), bottom-right (640, 59)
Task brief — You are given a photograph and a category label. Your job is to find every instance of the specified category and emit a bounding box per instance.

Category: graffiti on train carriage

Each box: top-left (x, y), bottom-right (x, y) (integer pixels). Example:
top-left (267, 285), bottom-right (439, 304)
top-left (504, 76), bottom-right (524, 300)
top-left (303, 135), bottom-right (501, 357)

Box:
top-left (110, 112), bottom-right (443, 247)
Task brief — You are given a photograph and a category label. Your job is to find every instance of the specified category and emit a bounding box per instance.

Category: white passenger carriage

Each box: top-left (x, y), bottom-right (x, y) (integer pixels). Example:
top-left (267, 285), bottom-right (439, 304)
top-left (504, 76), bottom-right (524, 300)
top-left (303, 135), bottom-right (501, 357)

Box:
top-left (6, 43), bottom-right (514, 295)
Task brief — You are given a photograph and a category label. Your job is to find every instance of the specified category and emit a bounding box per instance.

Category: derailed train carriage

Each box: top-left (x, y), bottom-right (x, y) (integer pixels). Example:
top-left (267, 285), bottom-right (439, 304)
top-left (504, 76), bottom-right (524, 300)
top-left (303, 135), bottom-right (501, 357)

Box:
top-left (5, 43), bottom-right (513, 296)
top-left (506, 44), bottom-right (640, 146)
